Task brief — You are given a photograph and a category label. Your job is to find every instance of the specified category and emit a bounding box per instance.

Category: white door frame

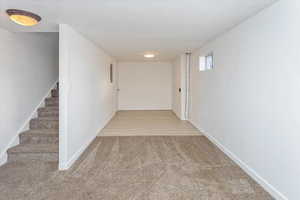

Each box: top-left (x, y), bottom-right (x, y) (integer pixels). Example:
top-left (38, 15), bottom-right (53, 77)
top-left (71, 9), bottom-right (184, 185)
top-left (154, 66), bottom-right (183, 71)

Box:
top-left (184, 52), bottom-right (191, 120)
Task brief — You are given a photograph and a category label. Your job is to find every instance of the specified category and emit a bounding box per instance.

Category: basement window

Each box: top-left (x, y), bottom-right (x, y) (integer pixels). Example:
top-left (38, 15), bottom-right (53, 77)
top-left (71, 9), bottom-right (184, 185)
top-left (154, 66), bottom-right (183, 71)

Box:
top-left (199, 52), bottom-right (214, 71)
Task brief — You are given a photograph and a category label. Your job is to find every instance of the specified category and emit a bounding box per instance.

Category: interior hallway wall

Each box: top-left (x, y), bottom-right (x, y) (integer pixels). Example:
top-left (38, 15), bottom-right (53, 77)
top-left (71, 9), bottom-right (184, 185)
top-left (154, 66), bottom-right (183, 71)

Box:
top-left (189, 1), bottom-right (299, 199)
top-left (172, 55), bottom-right (186, 120)
top-left (59, 24), bottom-right (117, 169)
top-left (0, 29), bottom-right (59, 165)
top-left (118, 62), bottom-right (172, 110)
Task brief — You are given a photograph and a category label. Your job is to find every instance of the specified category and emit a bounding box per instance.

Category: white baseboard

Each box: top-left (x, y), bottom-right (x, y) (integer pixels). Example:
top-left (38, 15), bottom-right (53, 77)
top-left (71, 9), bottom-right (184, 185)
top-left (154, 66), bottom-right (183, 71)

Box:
top-left (0, 153), bottom-right (8, 166)
top-left (59, 111), bottom-right (116, 170)
top-left (118, 107), bottom-right (172, 111)
top-left (171, 110), bottom-right (186, 121)
top-left (0, 136), bottom-right (19, 166)
top-left (189, 119), bottom-right (288, 200)
top-left (0, 80), bottom-right (58, 166)
top-left (59, 133), bottom-right (96, 170)
top-left (97, 112), bottom-right (116, 136)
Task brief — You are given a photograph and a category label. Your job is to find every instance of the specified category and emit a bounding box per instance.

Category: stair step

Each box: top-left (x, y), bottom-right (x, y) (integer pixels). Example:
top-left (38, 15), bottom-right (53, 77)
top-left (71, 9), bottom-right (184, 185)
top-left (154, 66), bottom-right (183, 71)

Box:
top-left (45, 97), bottom-right (59, 107)
top-left (38, 107), bottom-right (59, 111)
top-left (30, 118), bottom-right (59, 129)
top-left (8, 144), bottom-right (58, 153)
top-left (38, 107), bottom-right (59, 117)
top-left (7, 144), bottom-right (58, 162)
top-left (51, 89), bottom-right (59, 98)
top-left (20, 129), bottom-right (59, 144)
top-left (45, 105), bottom-right (59, 109)
top-left (6, 83), bottom-right (60, 163)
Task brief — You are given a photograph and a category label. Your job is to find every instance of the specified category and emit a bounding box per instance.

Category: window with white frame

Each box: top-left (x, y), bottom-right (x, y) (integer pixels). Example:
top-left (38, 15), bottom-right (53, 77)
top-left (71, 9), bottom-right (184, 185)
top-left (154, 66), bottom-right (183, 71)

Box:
top-left (199, 52), bottom-right (214, 71)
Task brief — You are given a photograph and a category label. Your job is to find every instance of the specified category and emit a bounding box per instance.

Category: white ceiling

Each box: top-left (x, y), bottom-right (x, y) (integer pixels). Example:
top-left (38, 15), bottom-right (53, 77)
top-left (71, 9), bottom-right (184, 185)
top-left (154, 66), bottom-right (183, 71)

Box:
top-left (0, 0), bottom-right (277, 61)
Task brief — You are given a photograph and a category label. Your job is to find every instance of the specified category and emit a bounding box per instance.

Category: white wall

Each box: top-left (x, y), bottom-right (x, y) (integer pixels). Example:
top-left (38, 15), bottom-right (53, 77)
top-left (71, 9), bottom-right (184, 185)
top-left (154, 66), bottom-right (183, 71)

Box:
top-left (172, 55), bottom-right (186, 120)
top-left (189, 1), bottom-right (299, 199)
top-left (118, 62), bottom-right (172, 110)
top-left (59, 24), bottom-right (116, 170)
top-left (0, 29), bottom-right (59, 165)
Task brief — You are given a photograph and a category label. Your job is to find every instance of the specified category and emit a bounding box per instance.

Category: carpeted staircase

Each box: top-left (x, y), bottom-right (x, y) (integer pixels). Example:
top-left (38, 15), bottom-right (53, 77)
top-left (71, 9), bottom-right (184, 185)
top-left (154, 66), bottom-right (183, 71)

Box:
top-left (7, 84), bottom-right (59, 163)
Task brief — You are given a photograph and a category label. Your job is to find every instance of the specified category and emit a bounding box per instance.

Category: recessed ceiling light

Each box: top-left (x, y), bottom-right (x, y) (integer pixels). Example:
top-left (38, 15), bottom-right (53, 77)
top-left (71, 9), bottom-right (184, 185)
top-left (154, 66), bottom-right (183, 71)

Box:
top-left (6, 9), bottom-right (41, 26)
top-left (144, 54), bottom-right (155, 58)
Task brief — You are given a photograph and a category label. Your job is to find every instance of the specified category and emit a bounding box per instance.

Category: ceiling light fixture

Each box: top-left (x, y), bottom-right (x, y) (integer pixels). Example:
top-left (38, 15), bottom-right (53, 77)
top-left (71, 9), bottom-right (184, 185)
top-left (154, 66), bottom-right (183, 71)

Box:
top-left (6, 9), bottom-right (41, 26)
top-left (144, 54), bottom-right (155, 58)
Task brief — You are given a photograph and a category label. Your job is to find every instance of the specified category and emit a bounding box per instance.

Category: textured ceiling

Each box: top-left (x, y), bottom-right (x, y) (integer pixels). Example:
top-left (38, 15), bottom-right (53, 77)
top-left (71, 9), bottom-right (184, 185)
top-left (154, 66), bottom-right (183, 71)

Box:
top-left (0, 0), bottom-right (277, 61)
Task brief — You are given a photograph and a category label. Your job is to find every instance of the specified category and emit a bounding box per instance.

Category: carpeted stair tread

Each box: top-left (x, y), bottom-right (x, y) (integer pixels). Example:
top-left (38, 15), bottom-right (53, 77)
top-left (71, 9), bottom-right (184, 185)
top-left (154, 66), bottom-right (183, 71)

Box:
top-left (20, 129), bottom-right (59, 136)
top-left (45, 97), bottom-right (59, 102)
top-left (30, 118), bottom-right (59, 129)
top-left (19, 129), bottom-right (59, 145)
top-left (45, 97), bottom-right (59, 107)
top-left (44, 106), bottom-right (59, 109)
top-left (51, 89), bottom-right (59, 97)
top-left (46, 97), bottom-right (59, 100)
top-left (38, 108), bottom-right (59, 117)
top-left (38, 107), bottom-right (59, 111)
top-left (33, 117), bottom-right (58, 120)
top-left (8, 144), bottom-right (58, 154)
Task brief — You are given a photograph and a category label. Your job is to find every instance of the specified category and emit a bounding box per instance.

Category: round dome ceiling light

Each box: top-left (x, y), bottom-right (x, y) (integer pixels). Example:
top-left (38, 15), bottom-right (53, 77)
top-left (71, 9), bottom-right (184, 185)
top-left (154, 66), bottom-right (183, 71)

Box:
top-left (6, 9), bottom-right (41, 26)
top-left (144, 54), bottom-right (155, 58)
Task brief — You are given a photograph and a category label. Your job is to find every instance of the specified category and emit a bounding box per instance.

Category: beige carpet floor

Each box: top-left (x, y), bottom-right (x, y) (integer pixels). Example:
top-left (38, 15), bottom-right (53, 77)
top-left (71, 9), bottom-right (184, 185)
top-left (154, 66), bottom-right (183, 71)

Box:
top-left (100, 110), bottom-right (201, 136)
top-left (0, 136), bottom-right (273, 200)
